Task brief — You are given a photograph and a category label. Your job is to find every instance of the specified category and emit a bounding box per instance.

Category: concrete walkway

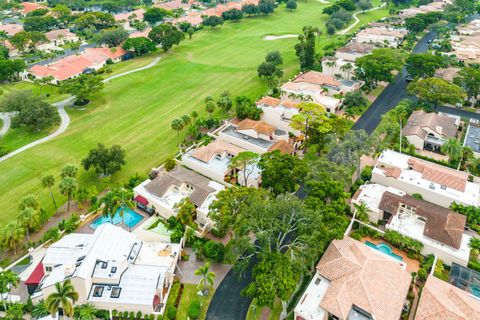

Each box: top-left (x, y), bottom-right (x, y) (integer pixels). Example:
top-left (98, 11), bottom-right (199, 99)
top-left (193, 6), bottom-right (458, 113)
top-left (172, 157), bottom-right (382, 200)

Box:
top-left (0, 113), bottom-right (12, 136)
top-left (177, 248), bottom-right (233, 289)
top-left (0, 56), bottom-right (161, 163)
top-left (337, 3), bottom-right (387, 35)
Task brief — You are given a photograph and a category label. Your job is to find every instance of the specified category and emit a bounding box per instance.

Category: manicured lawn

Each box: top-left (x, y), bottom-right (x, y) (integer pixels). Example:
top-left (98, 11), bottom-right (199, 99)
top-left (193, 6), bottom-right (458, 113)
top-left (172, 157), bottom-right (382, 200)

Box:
top-left (0, 126), bottom-right (56, 152)
top-left (0, 1), bottom-right (390, 223)
top-left (246, 299), bottom-right (282, 320)
top-left (176, 284), bottom-right (213, 320)
top-left (0, 81), bottom-right (68, 104)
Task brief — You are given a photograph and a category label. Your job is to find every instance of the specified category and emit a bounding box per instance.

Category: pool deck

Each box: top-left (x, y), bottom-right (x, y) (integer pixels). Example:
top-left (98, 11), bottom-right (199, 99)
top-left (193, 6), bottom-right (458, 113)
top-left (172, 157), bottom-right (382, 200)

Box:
top-left (76, 207), bottom-right (150, 234)
top-left (361, 236), bottom-right (420, 273)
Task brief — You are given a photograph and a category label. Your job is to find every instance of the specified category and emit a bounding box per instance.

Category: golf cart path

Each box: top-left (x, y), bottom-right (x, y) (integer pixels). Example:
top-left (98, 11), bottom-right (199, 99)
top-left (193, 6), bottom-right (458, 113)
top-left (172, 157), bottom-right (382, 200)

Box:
top-left (263, 34), bottom-right (298, 40)
top-left (0, 56), bottom-right (161, 163)
top-left (0, 113), bottom-right (11, 136)
top-left (337, 3), bottom-right (387, 35)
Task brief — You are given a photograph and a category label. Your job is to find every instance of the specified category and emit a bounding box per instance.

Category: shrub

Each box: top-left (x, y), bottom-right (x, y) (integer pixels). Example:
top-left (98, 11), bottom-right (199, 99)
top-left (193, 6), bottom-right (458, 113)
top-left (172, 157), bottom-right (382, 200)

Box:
top-left (164, 158), bottom-right (176, 171)
top-left (166, 305), bottom-right (177, 319)
top-left (149, 315), bottom-right (154, 320)
top-left (41, 227), bottom-right (60, 243)
top-left (412, 193), bottom-right (423, 200)
top-left (360, 166), bottom-right (373, 181)
top-left (202, 240), bottom-right (225, 262)
top-left (187, 300), bottom-right (201, 319)
top-left (136, 311), bottom-right (142, 319)
top-left (417, 268), bottom-right (427, 280)
top-left (211, 226), bottom-right (226, 238)
top-left (123, 311), bottom-right (129, 318)
top-left (112, 310), bottom-right (118, 317)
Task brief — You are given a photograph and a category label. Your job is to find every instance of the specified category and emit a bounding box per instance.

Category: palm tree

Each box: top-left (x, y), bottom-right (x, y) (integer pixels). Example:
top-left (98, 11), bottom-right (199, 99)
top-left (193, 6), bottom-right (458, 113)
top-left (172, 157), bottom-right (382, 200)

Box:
top-left (171, 118), bottom-right (185, 146)
top-left (2, 221), bottom-right (25, 255)
top-left (0, 271), bottom-right (19, 310)
top-left (205, 101), bottom-right (216, 119)
top-left (340, 62), bottom-right (353, 80)
top-left (19, 207), bottom-right (37, 241)
top-left (42, 175), bottom-right (57, 209)
top-left (344, 109), bottom-right (355, 120)
top-left (194, 262), bottom-right (216, 296)
top-left (101, 191), bottom-right (116, 223)
top-left (46, 280), bottom-right (79, 319)
top-left (191, 110), bottom-right (199, 124)
top-left (353, 202), bottom-right (369, 222)
top-left (32, 300), bottom-right (50, 319)
top-left (469, 237), bottom-right (480, 257)
top-left (59, 177), bottom-right (77, 212)
top-left (74, 303), bottom-right (97, 320)
top-left (441, 138), bottom-right (463, 163)
top-left (112, 188), bottom-right (135, 230)
top-left (5, 303), bottom-right (24, 319)
top-left (181, 114), bottom-right (191, 126)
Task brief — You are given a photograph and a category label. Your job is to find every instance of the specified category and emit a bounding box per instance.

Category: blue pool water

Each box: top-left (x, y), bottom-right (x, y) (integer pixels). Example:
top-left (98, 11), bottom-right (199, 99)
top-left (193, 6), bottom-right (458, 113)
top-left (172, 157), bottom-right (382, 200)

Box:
top-left (470, 284), bottom-right (480, 298)
top-left (364, 241), bottom-right (403, 261)
top-left (90, 207), bottom-right (143, 229)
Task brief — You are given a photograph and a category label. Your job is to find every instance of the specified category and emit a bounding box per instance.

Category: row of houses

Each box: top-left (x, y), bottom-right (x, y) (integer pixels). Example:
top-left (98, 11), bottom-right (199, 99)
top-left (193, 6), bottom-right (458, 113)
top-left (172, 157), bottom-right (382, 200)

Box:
top-left (295, 149), bottom-right (480, 320)
top-left (397, 0), bottom-right (452, 19)
top-left (294, 236), bottom-right (480, 320)
top-left (447, 18), bottom-right (480, 64)
top-left (28, 46), bottom-right (126, 83)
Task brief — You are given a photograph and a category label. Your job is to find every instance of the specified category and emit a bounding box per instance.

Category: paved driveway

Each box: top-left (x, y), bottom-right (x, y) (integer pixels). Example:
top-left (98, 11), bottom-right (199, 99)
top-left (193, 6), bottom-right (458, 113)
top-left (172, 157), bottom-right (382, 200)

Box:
top-left (352, 31), bottom-right (437, 134)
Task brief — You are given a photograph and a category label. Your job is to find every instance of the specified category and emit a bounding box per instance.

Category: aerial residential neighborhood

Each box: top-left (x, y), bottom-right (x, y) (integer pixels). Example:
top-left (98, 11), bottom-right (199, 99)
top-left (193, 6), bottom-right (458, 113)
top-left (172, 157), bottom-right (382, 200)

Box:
top-left (0, 0), bottom-right (479, 319)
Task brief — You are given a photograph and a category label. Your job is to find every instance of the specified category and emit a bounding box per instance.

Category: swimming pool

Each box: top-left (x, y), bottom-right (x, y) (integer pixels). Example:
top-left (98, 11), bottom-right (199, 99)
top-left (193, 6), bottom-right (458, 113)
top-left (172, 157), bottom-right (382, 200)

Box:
top-left (470, 284), bottom-right (480, 298)
top-left (90, 207), bottom-right (143, 230)
top-left (364, 241), bottom-right (403, 261)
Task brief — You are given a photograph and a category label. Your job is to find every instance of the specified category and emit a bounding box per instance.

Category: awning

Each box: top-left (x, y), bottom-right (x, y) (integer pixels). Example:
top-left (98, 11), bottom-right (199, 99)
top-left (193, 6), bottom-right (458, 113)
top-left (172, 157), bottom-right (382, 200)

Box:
top-left (153, 294), bottom-right (160, 306)
top-left (134, 195), bottom-right (149, 206)
top-left (25, 262), bottom-right (44, 285)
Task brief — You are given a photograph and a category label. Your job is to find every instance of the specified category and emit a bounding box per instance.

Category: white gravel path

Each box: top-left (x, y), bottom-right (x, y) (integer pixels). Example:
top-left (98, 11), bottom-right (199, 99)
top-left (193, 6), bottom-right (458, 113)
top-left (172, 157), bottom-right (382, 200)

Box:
top-left (0, 56), bottom-right (161, 163)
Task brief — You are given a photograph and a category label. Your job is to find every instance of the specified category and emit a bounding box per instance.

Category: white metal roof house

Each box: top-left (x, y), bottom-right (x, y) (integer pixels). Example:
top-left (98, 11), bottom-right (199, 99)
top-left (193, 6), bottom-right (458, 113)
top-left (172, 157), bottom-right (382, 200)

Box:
top-left (31, 224), bottom-right (181, 315)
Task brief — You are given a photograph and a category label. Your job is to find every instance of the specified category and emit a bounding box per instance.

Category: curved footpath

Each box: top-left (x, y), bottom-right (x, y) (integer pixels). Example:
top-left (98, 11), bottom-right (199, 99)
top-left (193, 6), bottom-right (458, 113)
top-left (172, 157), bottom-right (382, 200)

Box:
top-left (337, 3), bottom-right (387, 35)
top-left (0, 56), bottom-right (161, 163)
top-left (0, 113), bottom-right (11, 137)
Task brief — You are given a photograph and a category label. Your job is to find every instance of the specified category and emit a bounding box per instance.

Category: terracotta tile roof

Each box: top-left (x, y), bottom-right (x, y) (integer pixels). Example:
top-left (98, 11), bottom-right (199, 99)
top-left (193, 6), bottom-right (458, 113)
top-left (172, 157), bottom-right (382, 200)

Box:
top-left (407, 158), bottom-right (468, 192)
top-left (357, 26), bottom-right (408, 38)
top-left (155, 0), bottom-right (190, 10)
top-left (403, 110), bottom-right (457, 140)
top-left (45, 29), bottom-right (77, 41)
top-left (114, 8), bottom-right (145, 22)
top-left (0, 24), bottom-right (24, 36)
top-left (174, 13), bottom-right (203, 26)
top-left (129, 28), bottom-right (151, 39)
top-left (280, 100), bottom-right (299, 109)
top-left (144, 165), bottom-right (216, 207)
top-left (267, 140), bottom-right (294, 154)
top-left (293, 71), bottom-right (340, 87)
top-left (29, 47), bottom-right (125, 81)
top-left (256, 96), bottom-right (281, 107)
top-left (316, 237), bottom-right (410, 320)
top-left (191, 140), bottom-right (244, 163)
top-left (20, 2), bottom-right (46, 14)
top-left (384, 167), bottom-right (401, 178)
top-left (415, 276), bottom-right (480, 320)
top-left (236, 119), bottom-right (276, 136)
top-left (379, 191), bottom-right (466, 249)
top-left (85, 46), bottom-right (127, 60)
top-left (29, 56), bottom-right (88, 81)
top-left (336, 42), bottom-right (376, 55)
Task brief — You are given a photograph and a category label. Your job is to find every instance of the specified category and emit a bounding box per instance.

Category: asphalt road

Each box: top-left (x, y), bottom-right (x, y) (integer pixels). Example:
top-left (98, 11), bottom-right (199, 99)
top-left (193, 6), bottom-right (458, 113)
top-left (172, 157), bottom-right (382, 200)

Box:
top-left (352, 31), bottom-right (438, 134)
top-left (205, 253), bottom-right (257, 320)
